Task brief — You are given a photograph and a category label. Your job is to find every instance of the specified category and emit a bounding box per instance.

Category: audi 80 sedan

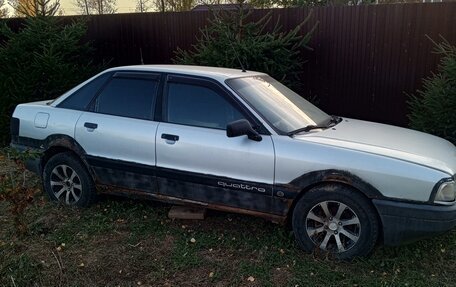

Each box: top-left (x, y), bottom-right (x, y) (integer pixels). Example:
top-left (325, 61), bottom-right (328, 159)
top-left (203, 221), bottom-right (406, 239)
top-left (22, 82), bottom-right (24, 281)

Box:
top-left (10, 65), bottom-right (456, 259)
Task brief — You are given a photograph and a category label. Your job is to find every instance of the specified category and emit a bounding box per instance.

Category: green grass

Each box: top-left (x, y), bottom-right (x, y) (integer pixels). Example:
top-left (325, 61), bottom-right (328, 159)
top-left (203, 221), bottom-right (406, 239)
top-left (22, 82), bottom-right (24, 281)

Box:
top-left (0, 251), bottom-right (41, 286)
top-left (1, 194), bottom-right (456, 286)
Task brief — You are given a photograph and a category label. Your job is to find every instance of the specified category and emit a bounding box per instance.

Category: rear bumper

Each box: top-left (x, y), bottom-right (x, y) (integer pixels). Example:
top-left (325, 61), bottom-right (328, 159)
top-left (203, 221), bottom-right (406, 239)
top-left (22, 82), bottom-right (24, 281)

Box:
top-left (373, 199), bottom-right (456, 246)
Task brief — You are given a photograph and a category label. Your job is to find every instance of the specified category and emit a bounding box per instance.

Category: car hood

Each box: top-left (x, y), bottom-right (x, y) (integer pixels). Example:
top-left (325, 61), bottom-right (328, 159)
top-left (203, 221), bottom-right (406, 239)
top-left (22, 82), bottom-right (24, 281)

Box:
top-left (294, 118), bottom-right (456, 176)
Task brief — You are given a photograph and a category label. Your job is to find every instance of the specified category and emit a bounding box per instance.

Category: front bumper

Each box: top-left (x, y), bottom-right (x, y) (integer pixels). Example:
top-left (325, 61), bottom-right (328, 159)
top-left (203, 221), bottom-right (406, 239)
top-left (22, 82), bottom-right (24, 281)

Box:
top-left (373, 199), bottom-right (456, 245)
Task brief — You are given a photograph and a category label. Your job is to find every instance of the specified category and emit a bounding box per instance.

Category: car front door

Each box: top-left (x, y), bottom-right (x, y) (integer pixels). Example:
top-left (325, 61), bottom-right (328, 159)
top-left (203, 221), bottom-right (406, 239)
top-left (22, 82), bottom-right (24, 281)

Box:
top-left (156, 75), bottom-right (278, 214)
top-left (75, 72), bottom-right (160, 193)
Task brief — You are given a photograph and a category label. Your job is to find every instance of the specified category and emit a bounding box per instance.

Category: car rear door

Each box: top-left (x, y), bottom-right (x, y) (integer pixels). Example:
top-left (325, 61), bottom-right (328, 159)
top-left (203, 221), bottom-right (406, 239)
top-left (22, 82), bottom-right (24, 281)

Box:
top-left (75, 72), bottom-right (160, 193)
top-left (155, 75), bottom-right (278, 214)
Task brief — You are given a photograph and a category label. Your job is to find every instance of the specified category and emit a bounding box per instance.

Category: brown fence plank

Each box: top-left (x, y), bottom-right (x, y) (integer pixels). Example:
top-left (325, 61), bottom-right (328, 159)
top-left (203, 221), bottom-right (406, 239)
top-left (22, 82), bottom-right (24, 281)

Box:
top-left (2, 3), bottom-right (454, 126)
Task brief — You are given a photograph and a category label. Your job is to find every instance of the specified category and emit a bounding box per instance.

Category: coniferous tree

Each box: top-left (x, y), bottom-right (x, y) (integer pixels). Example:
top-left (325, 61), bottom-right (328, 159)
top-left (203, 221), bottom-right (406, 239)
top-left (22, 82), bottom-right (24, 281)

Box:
top-left (174, 4), bottom-right (316, 90)
top-left (0, 17), bottom-right (103, 145)
top-left (408, 37), bottom-right (456, 144)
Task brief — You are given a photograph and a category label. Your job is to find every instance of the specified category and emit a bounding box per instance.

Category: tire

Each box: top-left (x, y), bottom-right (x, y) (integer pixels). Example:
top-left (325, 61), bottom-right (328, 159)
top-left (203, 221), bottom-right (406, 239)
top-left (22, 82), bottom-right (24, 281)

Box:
top-left (43, 152), bottom-right (97, 207)
top-left (292, 184), bottom-right (379, 260)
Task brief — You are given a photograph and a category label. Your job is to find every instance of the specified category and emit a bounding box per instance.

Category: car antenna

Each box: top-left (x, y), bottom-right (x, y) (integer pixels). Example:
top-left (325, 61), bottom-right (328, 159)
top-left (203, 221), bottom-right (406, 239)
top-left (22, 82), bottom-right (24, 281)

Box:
top-left (231, 45), bottom-right (247, 73)
top-left (223, 27), bottom-right (246, 72)
top-left (237, 54), bottom-right (246, 73)
top-left (139, 47), bottom-right (144, 65)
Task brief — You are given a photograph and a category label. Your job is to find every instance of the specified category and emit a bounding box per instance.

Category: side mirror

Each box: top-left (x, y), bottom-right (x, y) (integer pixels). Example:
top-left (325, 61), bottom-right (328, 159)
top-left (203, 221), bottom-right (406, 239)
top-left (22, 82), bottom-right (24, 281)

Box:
top-left (226, 119), bottom-right (262, 142)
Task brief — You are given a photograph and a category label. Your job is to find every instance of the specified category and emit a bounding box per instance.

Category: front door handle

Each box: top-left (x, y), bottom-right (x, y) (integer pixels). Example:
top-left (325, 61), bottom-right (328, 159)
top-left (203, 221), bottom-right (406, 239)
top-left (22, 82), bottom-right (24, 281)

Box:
top-left (161, 133), bottom-right (179, 141)
top-left (84, 122), bottom-right (98, 129)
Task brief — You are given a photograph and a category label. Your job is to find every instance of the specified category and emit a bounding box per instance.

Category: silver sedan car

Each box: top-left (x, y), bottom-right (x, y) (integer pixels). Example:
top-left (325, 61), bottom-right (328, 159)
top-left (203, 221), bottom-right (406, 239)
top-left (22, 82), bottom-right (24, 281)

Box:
top-left (10, 65), bottom-right (456, 259)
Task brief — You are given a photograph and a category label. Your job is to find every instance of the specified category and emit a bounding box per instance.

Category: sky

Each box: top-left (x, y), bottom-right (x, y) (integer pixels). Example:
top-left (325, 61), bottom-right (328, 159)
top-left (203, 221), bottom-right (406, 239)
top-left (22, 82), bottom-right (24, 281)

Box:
top-left (4, 0), bottom-right (142, 16)
top-left (61, 0), bottom-right (139, 15)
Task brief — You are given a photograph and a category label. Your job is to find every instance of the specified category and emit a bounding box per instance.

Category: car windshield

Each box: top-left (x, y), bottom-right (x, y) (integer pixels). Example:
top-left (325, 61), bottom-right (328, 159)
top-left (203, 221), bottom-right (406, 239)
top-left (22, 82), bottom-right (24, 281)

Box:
top-left (226, 75), bottom-right (330, 134)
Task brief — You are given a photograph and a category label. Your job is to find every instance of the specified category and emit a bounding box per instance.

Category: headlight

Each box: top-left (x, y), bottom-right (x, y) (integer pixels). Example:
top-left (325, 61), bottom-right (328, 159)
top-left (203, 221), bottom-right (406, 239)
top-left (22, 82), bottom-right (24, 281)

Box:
top-left (434, 180), bottom-right (455, 204)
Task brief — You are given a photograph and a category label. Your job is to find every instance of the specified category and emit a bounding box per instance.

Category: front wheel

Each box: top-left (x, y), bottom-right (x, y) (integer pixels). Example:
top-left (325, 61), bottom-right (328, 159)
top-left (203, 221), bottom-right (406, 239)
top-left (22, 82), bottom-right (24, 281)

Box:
top-left (292, 185), bottom-right (379, 260)
top-left (43, 152), bottom-right (97, 207)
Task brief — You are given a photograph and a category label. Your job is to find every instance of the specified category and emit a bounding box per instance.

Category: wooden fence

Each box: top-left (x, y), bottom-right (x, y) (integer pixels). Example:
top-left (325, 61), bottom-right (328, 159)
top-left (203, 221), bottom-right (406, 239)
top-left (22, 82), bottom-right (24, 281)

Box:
top-left (6, 3), bottom-right (456, 126)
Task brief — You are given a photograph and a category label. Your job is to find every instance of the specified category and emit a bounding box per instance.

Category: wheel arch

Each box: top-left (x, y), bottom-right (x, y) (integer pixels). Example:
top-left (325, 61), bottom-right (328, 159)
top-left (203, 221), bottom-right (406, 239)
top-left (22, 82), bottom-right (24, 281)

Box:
top-left (40, 134), bottom-right (93, 178)
top-left (283, 169), bottom-right (384, 227)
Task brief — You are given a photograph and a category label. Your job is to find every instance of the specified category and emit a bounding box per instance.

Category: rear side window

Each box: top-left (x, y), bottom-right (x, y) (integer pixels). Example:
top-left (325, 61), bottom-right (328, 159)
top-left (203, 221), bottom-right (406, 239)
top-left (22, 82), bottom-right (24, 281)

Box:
top-left (95, 77), bottom-right (158, 120)
top-left (166, 83), bottom-right (244, 129)
top-left (58, 72), bottom-right (112, 110)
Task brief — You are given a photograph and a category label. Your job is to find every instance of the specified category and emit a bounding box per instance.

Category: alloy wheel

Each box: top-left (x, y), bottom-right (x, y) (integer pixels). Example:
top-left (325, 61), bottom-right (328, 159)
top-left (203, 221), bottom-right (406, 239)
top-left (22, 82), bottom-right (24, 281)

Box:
top-left (305, 200), bottom-right (361, 253)
top-left (50, 164), bottom-right (83, 205)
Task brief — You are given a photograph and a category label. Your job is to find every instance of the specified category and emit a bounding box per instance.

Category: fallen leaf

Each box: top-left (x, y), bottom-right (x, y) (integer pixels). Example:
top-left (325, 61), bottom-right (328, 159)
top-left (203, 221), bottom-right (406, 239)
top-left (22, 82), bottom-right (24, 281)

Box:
top-left (190, 238), bottom-right (196, 243)
top-left (209, 272), bottom-right (214, 278)
top-left (247, 276), bottom-right (255, 282)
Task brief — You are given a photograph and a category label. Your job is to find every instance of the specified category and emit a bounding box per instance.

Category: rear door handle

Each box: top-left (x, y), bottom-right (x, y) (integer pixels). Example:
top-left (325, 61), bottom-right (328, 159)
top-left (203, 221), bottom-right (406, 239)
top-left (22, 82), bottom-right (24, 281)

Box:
top-left (84, 122), bottom-right (98, 129)
top-left (161, 133), bottom-right (179, 141)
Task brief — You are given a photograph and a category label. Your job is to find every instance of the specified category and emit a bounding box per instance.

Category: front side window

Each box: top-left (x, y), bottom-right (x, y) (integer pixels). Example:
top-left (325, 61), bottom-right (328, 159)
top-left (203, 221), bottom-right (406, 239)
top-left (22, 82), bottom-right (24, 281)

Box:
top-left (95, 77), bottom-right (158, 120)
top-left (166, 82), bottom-right (244, 129)
top-left (226, 76), bottom-right (330, 134)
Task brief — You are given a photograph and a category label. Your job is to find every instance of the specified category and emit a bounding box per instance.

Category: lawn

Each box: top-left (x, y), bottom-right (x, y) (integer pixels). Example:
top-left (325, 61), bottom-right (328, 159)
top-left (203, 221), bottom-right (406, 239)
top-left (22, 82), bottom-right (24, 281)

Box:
top-left (1, 163), bottom-right (455, 287)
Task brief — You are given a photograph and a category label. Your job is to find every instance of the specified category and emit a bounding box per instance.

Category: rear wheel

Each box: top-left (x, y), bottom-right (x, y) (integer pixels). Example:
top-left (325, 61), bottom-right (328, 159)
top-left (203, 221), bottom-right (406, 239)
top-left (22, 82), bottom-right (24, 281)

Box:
top-left (292, 185), bottom-right (379, 260)
top-left (43, 152), bottom-right (97, 207)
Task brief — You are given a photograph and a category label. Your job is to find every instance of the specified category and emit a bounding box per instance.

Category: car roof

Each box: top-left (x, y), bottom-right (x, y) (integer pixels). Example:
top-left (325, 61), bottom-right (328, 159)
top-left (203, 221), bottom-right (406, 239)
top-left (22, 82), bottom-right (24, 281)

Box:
top-left (106, 65), bottom-right (266, 81)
